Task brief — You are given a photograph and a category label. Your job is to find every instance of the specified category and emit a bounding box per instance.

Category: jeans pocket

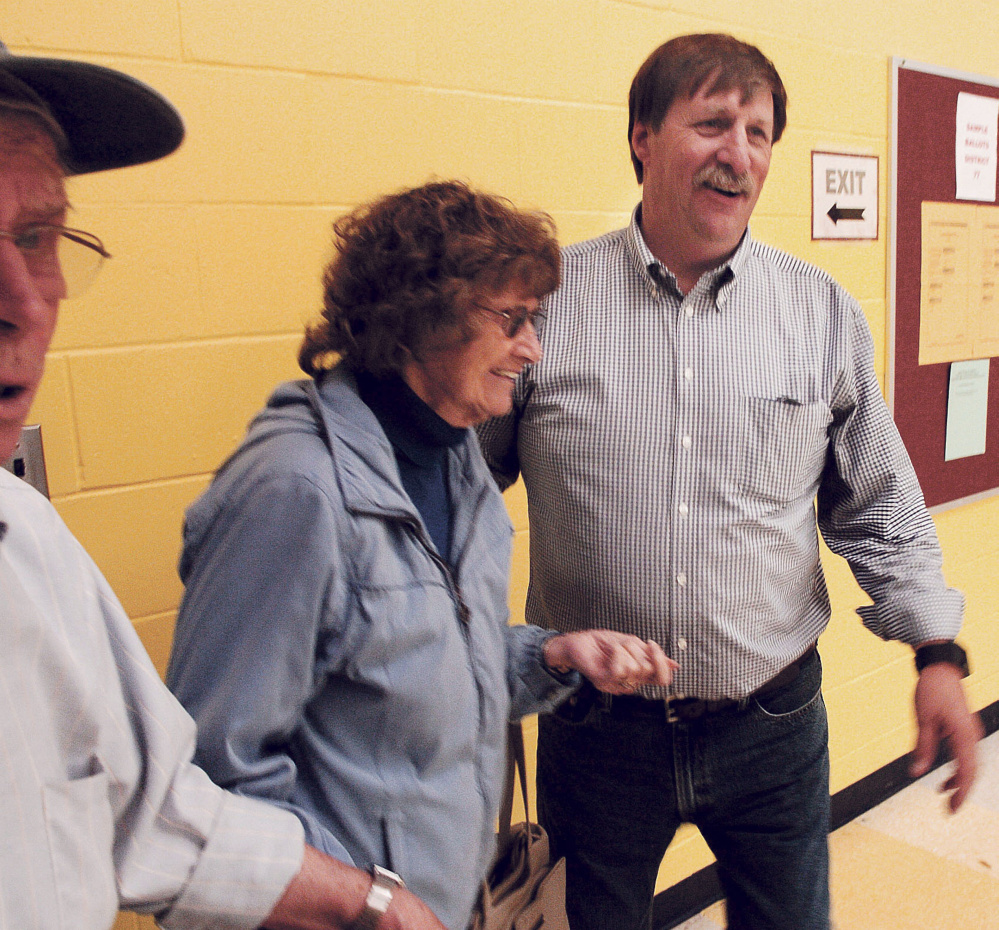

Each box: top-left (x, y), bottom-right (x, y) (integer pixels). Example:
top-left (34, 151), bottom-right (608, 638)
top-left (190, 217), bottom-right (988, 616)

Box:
top-left (752, 650), bottom-right (823, 719)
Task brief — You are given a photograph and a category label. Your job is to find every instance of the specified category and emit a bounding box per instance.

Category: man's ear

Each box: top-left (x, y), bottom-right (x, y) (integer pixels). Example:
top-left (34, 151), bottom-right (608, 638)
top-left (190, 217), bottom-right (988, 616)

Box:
top-left (630, 122), bottom-right (650, 164)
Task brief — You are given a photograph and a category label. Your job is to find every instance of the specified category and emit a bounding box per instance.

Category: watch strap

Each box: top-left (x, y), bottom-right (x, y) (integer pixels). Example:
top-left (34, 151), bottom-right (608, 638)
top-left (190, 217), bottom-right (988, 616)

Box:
top-left (353, 865), bottom-right (404, 930)
top-left (915, 641), bottom-right (970, 678)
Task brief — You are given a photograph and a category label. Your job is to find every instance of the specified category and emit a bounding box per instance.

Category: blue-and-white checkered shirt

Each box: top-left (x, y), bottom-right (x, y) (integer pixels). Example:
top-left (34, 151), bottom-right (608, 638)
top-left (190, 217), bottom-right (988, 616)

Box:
top-left (476, 208), bottom-right (963, 700)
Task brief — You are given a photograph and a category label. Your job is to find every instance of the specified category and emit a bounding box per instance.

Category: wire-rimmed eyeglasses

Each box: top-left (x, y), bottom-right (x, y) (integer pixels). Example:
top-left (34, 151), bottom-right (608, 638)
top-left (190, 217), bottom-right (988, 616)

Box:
top-left (473, 301), bottom-right (546, 339)
top-left (0, 224), bottom-right (111, 299)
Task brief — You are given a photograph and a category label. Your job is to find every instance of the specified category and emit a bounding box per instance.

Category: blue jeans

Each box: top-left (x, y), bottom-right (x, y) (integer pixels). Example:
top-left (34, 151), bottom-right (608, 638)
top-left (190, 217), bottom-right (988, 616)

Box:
top-left (537, 649), bottom-right (830, 930)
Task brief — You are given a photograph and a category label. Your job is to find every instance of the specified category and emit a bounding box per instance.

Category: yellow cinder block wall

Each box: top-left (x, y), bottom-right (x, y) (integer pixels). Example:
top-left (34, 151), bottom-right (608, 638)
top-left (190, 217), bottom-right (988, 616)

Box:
top-left (7, 0), bottom-right (999, 916)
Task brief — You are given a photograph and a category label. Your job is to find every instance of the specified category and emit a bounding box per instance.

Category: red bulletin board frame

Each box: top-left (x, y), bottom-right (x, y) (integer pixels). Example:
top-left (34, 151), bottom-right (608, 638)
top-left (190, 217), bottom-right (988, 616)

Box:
top-left (890, 58), bottom-right (999, 511)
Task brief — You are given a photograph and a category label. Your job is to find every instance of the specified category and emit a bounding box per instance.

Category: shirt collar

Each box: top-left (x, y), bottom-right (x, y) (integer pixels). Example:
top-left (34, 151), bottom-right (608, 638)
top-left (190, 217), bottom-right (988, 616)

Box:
top-left (625, 203), bottom-right (753, 309)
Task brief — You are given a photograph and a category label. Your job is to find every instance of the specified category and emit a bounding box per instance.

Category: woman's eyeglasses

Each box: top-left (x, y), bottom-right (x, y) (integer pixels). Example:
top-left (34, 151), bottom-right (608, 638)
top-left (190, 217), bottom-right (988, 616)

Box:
top-left (473, 301), bottom-right (546, 338)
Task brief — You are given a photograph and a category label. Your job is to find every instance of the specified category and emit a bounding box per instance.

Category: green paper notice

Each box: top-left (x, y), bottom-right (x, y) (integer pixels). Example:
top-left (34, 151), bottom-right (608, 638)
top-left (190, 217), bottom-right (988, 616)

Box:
top-left (945, 358), bottom-right (990, 461)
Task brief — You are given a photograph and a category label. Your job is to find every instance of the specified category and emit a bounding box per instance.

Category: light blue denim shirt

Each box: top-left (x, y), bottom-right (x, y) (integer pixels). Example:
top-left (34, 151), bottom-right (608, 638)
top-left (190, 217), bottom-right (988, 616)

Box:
top-left (167, 366), bottom-right (577, 930)
top-left (0, 468), bottom-right (304, 930)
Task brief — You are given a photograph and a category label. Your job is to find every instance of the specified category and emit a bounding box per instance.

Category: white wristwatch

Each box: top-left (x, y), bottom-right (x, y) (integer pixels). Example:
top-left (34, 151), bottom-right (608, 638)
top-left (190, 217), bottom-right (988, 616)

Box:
top-left (353, 864), bottom-right (405, 930)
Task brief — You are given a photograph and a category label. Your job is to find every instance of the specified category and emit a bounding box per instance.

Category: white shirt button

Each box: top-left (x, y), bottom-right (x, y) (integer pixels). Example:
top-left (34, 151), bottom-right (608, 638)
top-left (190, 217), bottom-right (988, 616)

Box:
top-left (677, 637), bottom-right (688, 651)
top-left (678, 502), bottom-right (689, 516)
top-left (684, 367), bottom-right (693, 381)
top-left (681, 435), bottom-right (692, 450)
top-left (685, 305), bottom-right (694, 317)
top-left (676, 572), bottom-right (687, 586)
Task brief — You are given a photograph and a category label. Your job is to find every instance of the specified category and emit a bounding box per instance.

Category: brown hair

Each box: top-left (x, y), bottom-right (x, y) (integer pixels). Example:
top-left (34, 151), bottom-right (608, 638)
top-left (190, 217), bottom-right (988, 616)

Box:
top-left (299, 180), bottom-right (561, 378)
top-left (628, 33), bottom-right (788, 183)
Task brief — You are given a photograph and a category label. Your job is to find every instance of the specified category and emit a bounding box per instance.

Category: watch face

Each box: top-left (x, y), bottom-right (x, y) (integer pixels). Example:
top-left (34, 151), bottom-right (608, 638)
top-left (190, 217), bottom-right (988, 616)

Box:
top-left (357, 867), bottom-right (404, 930)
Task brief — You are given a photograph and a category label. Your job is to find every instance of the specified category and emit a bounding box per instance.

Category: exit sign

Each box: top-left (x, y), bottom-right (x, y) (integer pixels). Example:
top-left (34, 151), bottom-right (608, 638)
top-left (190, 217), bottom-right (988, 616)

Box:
top-left (811, 151), bottom-right (879, 240)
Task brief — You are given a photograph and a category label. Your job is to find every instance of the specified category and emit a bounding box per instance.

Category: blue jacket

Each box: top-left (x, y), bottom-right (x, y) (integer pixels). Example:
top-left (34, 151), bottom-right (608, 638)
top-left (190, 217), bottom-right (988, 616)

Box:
top-left (166, 367), bottom-right (577, 930)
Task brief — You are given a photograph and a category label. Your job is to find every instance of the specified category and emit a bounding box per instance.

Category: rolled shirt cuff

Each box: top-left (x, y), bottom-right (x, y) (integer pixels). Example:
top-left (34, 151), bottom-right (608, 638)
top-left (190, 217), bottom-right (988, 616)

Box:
top-left (158, 792), bottom-right (305, 930)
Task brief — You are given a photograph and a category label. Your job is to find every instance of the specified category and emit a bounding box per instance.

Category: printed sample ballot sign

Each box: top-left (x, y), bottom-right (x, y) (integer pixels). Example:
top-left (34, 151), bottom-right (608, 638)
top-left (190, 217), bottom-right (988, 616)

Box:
top-left (944, 358), bottom-right (990, 461)
top-left (956, 92), bottom-right (999, 202)
top-left (918, 202), bottom-right (999, 365)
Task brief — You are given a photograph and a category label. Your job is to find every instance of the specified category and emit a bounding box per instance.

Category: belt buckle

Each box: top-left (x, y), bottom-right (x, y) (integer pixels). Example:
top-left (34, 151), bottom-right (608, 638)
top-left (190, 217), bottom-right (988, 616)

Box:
top-left (664, 697), bottom-right (681, 724)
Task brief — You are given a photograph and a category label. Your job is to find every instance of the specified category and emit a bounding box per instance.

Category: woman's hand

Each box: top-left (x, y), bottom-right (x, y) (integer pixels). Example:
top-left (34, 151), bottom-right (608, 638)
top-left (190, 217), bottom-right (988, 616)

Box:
top-left (543, 631), bottom-right (678, 694)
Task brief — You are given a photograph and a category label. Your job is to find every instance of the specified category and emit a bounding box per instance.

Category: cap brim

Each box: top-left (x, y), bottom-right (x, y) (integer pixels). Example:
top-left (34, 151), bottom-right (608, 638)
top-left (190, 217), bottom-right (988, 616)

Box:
top-left (1, 55), bottom-right (183, 175)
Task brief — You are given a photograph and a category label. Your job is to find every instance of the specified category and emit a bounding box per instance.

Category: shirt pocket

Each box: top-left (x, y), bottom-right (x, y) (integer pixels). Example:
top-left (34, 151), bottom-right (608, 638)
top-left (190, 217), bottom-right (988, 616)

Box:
top-left (42, 772), bottom-right (117, 928)
top-left (739, 397), bottom-right (832, 507)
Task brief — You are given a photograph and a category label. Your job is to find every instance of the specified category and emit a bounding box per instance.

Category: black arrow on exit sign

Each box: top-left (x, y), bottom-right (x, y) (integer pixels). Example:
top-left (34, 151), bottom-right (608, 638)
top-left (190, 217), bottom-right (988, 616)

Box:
top-left (827, 203), bottom-right (865, 223)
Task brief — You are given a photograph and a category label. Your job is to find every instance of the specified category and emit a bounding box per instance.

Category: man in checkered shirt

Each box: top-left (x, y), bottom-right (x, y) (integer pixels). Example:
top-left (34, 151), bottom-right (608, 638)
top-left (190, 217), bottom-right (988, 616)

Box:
top-left (477, 33), bottom-right (981, 930)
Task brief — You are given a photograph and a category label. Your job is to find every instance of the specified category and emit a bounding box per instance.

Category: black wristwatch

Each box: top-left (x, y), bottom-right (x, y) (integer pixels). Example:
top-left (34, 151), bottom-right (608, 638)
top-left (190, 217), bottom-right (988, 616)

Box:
top-left (353, 864), bottom-right (405, 930)
top-left (914, 641), bottom-right (970, 678)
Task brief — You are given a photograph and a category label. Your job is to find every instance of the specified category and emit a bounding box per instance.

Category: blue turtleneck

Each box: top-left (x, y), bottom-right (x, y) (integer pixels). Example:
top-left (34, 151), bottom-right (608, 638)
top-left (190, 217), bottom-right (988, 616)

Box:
top-left (356, 371), bottom-right (467, 566)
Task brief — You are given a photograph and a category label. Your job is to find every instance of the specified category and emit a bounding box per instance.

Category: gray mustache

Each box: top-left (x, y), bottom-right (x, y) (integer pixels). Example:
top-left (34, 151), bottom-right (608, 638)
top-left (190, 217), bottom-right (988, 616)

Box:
top-left (695, 165), bottom-right (753, 195)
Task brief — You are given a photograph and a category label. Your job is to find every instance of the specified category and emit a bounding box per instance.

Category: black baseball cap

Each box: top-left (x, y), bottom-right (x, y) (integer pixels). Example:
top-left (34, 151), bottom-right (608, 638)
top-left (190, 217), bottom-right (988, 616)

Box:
top-left (0, 40), bottom-right (184, 175)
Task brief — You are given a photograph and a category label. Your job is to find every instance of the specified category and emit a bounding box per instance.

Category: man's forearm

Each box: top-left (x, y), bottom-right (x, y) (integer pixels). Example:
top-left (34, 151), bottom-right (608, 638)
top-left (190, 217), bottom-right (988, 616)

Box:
top-left (264, 845), bottom-right (447, 930)
top-left (263, 845), bottom-right (364, 930)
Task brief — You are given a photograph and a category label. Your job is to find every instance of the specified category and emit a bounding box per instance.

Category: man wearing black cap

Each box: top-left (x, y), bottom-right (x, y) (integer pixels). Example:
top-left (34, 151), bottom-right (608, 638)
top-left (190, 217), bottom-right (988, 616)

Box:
top-left (0, 42), bottom-right (444, 930)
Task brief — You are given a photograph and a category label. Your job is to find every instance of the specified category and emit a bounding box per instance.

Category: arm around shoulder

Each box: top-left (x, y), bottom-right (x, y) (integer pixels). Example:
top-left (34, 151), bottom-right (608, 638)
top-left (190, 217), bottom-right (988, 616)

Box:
top-left (474, 405), bottom-right (522, 491)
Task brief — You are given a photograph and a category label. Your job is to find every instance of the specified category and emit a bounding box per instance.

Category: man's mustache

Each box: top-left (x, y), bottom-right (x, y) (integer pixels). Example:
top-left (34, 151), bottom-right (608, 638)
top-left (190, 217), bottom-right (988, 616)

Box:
top-left (694, 165), bottom-right (753, 195)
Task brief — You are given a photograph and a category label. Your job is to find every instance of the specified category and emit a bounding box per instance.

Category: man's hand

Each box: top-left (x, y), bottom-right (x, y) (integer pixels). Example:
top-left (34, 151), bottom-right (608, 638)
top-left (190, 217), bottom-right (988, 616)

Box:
top-left (910, 663), bottom-right (983, 812)
top-left (544, 631), bottom-right (678, 694)
top-left (264, 844), bottom-right (447, 930)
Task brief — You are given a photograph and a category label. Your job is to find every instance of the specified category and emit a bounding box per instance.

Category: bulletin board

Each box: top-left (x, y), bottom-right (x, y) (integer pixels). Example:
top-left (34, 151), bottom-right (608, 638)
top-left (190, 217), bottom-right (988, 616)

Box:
top-left (890, 58), bottom-right (999, 510)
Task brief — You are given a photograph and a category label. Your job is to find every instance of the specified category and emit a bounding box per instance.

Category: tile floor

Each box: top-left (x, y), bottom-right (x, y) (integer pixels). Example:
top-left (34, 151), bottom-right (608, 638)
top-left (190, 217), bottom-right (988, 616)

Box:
top-left (673, 728), bottom-right (999, 930)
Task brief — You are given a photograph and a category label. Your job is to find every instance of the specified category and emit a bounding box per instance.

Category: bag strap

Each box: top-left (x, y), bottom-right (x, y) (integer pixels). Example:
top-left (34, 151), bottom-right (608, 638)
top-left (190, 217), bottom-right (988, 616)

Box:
top-left (498, 722), bottom-right (531, 846)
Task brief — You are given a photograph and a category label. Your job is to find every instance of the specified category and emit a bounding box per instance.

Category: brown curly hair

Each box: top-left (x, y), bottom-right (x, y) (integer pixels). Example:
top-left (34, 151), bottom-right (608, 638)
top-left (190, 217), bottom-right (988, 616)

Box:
top-left (299, 180), bottom-right (561, 378)
top-left (628, 34), bottom-right (788, 184)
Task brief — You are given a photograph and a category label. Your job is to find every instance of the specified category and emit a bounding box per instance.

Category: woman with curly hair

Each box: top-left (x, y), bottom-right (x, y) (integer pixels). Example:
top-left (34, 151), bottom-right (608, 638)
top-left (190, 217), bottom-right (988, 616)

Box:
top-left (166, 180), bottom-right (674, 930)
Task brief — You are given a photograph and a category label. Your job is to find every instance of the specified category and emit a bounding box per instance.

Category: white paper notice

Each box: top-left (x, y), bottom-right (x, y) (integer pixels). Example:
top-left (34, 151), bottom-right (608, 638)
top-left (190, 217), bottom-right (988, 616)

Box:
top-left (944, 358), bottom-right (990, 461)
top-left (956, 92), bottom-right (999, 202)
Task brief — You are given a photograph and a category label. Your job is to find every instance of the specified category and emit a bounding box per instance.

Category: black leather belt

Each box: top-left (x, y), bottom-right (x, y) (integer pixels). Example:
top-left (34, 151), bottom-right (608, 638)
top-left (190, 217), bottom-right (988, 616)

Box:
top-left (605, 645), bottom-right (817, 724)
